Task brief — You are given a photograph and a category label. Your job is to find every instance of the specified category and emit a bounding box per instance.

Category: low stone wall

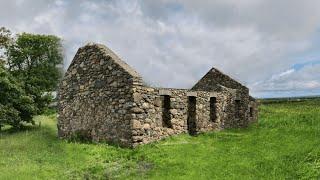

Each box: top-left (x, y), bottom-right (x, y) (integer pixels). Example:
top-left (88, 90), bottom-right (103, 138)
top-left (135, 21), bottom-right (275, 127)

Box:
top-left (224, 88), bottom-right (251, 128)
top-left (130, 86), bottom-right (187, 146)
top-left (130, 85), bottom-right (237, 147)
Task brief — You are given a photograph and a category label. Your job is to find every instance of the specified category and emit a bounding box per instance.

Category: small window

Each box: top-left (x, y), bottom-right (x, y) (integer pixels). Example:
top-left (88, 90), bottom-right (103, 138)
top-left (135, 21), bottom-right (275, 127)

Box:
top-left (210, 97), bottom-right (217, 122)
top-left (235, 100), bottom-right (240, 118)
top-left (249, 107), bottom-right (253, 117)
top-left (162, 95), bottom-right (172, 128)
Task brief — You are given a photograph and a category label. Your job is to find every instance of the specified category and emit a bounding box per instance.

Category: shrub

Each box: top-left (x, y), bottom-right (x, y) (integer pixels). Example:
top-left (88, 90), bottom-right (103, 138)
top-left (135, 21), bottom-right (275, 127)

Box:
top-left (0, 64), bottom-right (36, 129)
top-left (6, 33), bottom-right (63, 114)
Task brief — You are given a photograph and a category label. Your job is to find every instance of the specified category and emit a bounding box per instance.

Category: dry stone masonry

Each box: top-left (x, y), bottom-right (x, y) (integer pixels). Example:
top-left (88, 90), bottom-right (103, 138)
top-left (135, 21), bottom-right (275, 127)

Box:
top-left (58, 43), bottom-right (258, 147)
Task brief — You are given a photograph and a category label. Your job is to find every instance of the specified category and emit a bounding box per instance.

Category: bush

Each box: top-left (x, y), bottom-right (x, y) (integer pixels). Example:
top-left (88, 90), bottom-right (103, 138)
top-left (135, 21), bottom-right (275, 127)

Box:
top-left (0, 64), bottom-right (36, 129)
top-left (6, 33), bottom-right (63, 114)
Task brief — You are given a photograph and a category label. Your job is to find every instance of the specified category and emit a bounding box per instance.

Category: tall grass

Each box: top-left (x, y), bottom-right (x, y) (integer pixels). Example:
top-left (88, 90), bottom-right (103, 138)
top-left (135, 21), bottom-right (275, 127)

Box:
top-left (0, 100), bottom-right (319, 179)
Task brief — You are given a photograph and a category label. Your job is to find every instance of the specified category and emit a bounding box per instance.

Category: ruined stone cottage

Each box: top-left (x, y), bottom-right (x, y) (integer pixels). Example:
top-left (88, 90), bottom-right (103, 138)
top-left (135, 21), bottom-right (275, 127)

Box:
top-left (58, 43), bottom-right (258, 147)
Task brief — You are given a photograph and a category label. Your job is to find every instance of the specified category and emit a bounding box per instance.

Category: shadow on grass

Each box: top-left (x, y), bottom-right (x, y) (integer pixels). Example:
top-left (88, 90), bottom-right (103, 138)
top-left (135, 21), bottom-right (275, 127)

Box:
top-left (0, 124), bottom-right (41, 136)
top-left (65, 137), bottom-right (135, 150)
top-left (57, 128), bottom-right (133, 149)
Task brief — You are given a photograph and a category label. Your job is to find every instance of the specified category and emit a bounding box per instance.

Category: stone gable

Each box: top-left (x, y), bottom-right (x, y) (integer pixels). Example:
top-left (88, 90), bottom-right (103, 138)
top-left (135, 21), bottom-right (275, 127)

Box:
top-left (58, 43), bottom-right (258, 147)
top-left (192, 67), bottom-right (248, 92)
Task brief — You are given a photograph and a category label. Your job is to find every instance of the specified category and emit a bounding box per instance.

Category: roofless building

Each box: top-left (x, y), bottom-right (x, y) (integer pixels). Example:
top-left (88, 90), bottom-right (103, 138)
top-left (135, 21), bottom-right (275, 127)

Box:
top-left (58, 43), bottom-right (258, 147)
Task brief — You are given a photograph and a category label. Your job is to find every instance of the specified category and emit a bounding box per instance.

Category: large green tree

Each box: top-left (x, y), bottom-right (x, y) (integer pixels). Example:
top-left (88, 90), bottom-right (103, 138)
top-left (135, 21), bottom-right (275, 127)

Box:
top-left (6, 33), bottom-right (63, 113)
top-left (0, 63), bottom-right (36, 129)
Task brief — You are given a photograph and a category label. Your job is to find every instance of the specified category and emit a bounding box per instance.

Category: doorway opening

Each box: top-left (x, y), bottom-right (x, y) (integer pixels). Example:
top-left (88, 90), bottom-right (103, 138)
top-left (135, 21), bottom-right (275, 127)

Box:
top-left (162, 95), bottom-right (172, 128)
top-left (249, 107), bottom-right (253, 117)
top-left (210, 97), bottom-right (217, 122)
top-left (187, 96), bottom-right (197, 135)
top-left (235, 100), bottom-right (240, 118)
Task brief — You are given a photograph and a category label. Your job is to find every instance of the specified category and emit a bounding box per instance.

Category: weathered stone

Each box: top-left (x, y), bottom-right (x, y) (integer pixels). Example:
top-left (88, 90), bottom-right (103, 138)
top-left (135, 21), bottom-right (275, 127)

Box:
top-left (143, 124), bottom-right (150, 130)
top-left (133, 93), bottom-right (142, 102)
top-left (71, 69), bottom-right (77, 75)
top-left (62, 81), bottom-right (67, 86)
top-left (93, 80), bottom-right (102, 88)
top-left (142, 102), bottom-right (149, 109)
top-left (133, 136), bottom-right (143, 142)
top-left (110, 81), bottom-right (117, 87)
top-left (132, 119), bottom-right (142, 129)
top-left (58, 43), bottom-right (258, 148)
top-left (154, 98), bottom-right (161, 107)
top-left (145, 118), bottom-right (152, 123)
top-left (170, 109), bottom-right (178, 115)
top-left (131, 107), bottom-right (144, 114)
top-left (167, 128), bottom-right (174, 135)
top-left (99, 59), bottom-right (105, 65)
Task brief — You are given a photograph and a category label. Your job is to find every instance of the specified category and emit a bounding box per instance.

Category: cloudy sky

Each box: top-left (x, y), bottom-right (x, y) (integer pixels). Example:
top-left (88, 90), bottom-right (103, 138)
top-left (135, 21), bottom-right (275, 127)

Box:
top-left (1, 0), bottom-right (320, 98)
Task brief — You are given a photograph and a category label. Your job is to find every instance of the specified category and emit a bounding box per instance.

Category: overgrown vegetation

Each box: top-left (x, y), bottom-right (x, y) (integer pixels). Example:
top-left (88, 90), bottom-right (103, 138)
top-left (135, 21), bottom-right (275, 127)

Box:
top-left (0, 63), bottom-right (36, 129)
top-left (6, 32), bottom-right (63, 113)
top-left (0, 27), bottom-right (62, 129)
top-left (0, 99), bottom-right (319, 179)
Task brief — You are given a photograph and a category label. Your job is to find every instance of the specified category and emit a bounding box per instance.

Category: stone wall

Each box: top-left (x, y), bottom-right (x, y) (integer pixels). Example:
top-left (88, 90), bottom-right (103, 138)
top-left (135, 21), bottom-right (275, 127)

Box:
top-left (58, 43), bottom-right (259, 148)
top-left (58, 44), bottom-right (142, 147)
top-left (192, 68), bottom-right (256, 129)
top-left (248, 96), bottom-right (259, 123)
top-left (130, 87), bottom-right (188, 146)
top-left (192, 68), bottom-right (249, 91)
top-left (130, 85), bottom-right (239, 147)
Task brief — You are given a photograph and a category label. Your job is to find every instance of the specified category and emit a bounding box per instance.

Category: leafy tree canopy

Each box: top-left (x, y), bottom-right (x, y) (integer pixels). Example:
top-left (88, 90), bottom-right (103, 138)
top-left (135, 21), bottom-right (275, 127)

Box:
top-left (0, 63), bottom-right (36, 129)
top-left (6, 32), bottom-right (63, 113)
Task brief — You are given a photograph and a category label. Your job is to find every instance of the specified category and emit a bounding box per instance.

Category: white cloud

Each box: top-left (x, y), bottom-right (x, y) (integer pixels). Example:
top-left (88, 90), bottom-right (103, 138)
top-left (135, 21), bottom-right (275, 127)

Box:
top-left (271, 69), bottom-right (295, 80)
top-left (251, 63), bottom-right (320, 97)
top-left (0, 0), bottom-right (319, 97)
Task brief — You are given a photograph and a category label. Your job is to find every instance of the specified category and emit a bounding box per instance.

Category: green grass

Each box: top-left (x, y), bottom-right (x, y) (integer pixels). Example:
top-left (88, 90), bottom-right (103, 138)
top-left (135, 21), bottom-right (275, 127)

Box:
top-left (1, 100), bottom-right (320, 179)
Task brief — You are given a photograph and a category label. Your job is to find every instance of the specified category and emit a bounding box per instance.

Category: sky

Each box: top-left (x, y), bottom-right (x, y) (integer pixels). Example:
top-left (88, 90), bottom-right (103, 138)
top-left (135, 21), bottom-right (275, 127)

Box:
top-left (0, 0), bottom-right (320, 98)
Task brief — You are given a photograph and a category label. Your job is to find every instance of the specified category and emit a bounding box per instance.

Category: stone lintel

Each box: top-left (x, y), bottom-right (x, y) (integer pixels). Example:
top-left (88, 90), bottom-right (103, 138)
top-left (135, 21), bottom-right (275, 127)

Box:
top-left (159, 89), bottom-right (172, 96)
top-left (210, 92), bottom-right (218, 97)
top-left (187, 92), bottom-right (197, 97)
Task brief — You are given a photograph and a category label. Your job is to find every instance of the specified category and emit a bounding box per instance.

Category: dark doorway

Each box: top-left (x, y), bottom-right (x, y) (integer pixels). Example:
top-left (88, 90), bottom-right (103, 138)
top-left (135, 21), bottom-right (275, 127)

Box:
top-left (249, 107), bottom-right (253, 117)
top-left (210, 97), bottom-right (217, 122)
top-left (235, 100), bottom-right (241, 118)
top-left (187, 96), bottom-right (197, 135)
top-left (162, 95), bottom-right (172, 128)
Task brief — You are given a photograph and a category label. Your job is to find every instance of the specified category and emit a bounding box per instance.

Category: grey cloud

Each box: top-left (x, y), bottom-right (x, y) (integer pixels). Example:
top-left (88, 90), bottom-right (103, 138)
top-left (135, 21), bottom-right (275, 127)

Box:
top-left (173, 0), bottom-right (320, 40)
top-left (0, 0), bottom-right (319, 97)
top-left (251, 64), bottom-right (320, 94)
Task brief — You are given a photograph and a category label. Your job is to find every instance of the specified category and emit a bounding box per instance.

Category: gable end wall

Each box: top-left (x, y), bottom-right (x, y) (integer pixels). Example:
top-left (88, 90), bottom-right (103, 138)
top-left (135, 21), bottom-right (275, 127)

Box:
top-left (58, 43), bottom-right (258, 148)
top-left (58, 44), bottom-right (142, 147)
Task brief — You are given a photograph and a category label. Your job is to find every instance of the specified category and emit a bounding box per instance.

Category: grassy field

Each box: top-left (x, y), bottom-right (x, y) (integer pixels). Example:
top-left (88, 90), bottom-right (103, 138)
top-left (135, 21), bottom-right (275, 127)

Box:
top-left (0, 100), bottom-right (320, 179)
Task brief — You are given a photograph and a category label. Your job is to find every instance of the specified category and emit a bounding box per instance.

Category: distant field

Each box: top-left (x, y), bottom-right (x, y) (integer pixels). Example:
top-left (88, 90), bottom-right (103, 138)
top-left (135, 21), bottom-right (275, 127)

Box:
top-left (0, 100), bottom-right (319, 179)
top-left (259, 96), bottom-right (320, 104)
